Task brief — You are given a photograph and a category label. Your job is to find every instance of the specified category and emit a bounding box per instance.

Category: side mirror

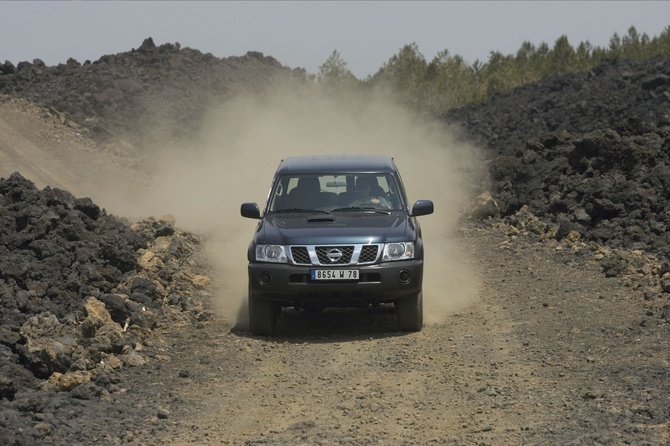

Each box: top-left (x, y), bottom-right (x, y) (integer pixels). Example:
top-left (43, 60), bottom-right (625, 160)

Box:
top-left (411, 200), bottom-right (434, 217)
top-left (241, 202), bottom-right (261, 219)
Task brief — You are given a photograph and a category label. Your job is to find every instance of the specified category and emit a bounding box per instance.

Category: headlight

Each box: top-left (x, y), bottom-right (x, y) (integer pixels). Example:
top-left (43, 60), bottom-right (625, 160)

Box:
top-left (255, 244), bottom-right (287, 263)
top-left (382, 242), bottom-right (414, 261)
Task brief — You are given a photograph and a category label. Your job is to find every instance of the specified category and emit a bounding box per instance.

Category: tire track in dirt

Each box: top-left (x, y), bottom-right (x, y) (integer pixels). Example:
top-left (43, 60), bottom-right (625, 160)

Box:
top-left (164, 306), bottom-right (537, 445)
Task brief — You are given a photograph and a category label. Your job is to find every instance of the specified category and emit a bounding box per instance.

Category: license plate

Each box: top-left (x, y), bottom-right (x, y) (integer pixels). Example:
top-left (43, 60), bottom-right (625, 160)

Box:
top-left (310, 269), bottom-right (359, 280)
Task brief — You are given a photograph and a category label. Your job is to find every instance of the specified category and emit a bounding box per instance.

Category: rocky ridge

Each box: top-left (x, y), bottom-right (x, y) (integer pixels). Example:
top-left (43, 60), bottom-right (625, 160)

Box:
top-left (0, 37), bottom-right (303, 147)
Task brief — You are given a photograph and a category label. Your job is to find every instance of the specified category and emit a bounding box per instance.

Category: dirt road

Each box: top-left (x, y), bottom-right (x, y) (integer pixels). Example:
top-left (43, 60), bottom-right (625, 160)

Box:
top-left (113, 225), bottom-right (669, 446)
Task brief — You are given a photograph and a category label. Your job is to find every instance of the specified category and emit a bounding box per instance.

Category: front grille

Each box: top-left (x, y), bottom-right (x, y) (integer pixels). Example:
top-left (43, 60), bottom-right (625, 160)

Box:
top-left (291, 247), bottom-right (310, 264)
top-left (359, 245), bottom-right (379, 263)
top-left (289, 244), bottom-right (382, 266)
top-left (316, 246), bottom-right (354, 264)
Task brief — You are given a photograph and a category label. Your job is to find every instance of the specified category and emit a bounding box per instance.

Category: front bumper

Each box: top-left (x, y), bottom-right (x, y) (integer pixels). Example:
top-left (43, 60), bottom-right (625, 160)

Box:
top-left (248, 259), bottom-right (423, 307)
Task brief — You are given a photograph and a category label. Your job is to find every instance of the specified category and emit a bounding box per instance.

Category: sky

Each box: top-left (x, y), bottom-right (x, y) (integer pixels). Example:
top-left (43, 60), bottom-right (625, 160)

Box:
top-left (2, 1), bottom-right (670, 79)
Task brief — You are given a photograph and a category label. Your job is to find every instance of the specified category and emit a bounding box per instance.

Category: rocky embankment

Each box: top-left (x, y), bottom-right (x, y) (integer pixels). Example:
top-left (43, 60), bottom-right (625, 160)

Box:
top-left (446, 56), bottom-right (670, 314)
top-left (0, 172), bottom-right (212, 444)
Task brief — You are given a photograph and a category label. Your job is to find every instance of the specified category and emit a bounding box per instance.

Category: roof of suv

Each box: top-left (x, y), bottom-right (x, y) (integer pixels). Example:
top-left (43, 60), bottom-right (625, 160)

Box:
top-left (276, 155), bottom-right (397, 175)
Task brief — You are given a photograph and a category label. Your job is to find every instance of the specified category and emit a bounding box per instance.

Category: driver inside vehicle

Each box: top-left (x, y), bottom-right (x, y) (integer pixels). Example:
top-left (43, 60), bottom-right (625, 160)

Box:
top-left (349, 175), bottom-right (391, 208)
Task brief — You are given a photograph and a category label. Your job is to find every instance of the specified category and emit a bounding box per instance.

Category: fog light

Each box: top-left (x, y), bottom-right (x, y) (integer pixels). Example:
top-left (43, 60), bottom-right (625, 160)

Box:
top-left (259, 272), bottom-right (273, 286)
top-left (397, 270), bottom-right (411, 284)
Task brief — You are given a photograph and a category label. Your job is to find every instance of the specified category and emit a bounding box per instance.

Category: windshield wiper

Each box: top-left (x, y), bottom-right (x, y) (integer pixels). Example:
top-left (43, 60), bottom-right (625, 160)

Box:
top-left (274, 208), bottom-right (330, 214)
top-left (332, 207), bottom-right (391, 215)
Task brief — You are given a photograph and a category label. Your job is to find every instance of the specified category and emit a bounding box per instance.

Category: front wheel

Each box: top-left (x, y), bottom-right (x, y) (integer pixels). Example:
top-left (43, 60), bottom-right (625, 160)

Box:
top-left (395, 292), bottom-right (423, 332)
top-left (249, 293), bottom-right (276, 335)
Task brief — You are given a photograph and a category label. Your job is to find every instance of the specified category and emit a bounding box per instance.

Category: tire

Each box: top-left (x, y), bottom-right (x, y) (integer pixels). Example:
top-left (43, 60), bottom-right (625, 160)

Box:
top-left (248, 293), bottom-right (276, 335)
top-left (396, 291), bottom-right (423, 332)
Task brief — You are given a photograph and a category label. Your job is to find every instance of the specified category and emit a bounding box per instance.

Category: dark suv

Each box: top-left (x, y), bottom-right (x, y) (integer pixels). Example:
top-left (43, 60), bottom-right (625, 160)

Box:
top-left (241, 155), bottom-right (433, 335)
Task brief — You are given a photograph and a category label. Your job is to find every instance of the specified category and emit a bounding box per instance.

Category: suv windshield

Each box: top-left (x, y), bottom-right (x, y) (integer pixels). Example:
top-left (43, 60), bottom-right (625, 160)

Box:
top-left (268, 173), bottom-right (404, 212)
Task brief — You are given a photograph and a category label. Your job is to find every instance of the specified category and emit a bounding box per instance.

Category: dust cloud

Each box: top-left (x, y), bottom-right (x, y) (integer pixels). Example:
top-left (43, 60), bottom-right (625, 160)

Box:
top-left (118, 84), bottom-right (485, 327)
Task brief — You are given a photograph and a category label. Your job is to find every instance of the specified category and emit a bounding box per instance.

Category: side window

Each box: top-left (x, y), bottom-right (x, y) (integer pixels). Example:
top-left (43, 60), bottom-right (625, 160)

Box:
top-left (268, 178), bottom-right (284, 211)
top-left (285, 177), bottom-right (300, 195)
top-left (383, 174), bottom-right (403, 209)
top-left (376, 176), bottom-right (390, 194)
top-left (269, 177), bottom-right (298, 211)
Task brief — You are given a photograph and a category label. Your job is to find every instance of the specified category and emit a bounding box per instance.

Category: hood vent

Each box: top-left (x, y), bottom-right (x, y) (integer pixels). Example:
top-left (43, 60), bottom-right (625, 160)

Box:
top-left (307, 217), bottom-right (335, 223)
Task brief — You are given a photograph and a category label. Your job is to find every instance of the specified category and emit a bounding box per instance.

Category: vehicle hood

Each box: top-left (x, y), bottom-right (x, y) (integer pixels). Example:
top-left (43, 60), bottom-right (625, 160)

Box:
top-left (254, 212), bottom-right (418, 245)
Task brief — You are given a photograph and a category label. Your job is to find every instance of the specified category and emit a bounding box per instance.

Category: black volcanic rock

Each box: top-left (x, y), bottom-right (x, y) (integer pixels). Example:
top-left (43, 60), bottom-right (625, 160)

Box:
top-left (0, 37), bottom-right (305, 146)
top-left (446, 57), bottom-right (670, 268)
